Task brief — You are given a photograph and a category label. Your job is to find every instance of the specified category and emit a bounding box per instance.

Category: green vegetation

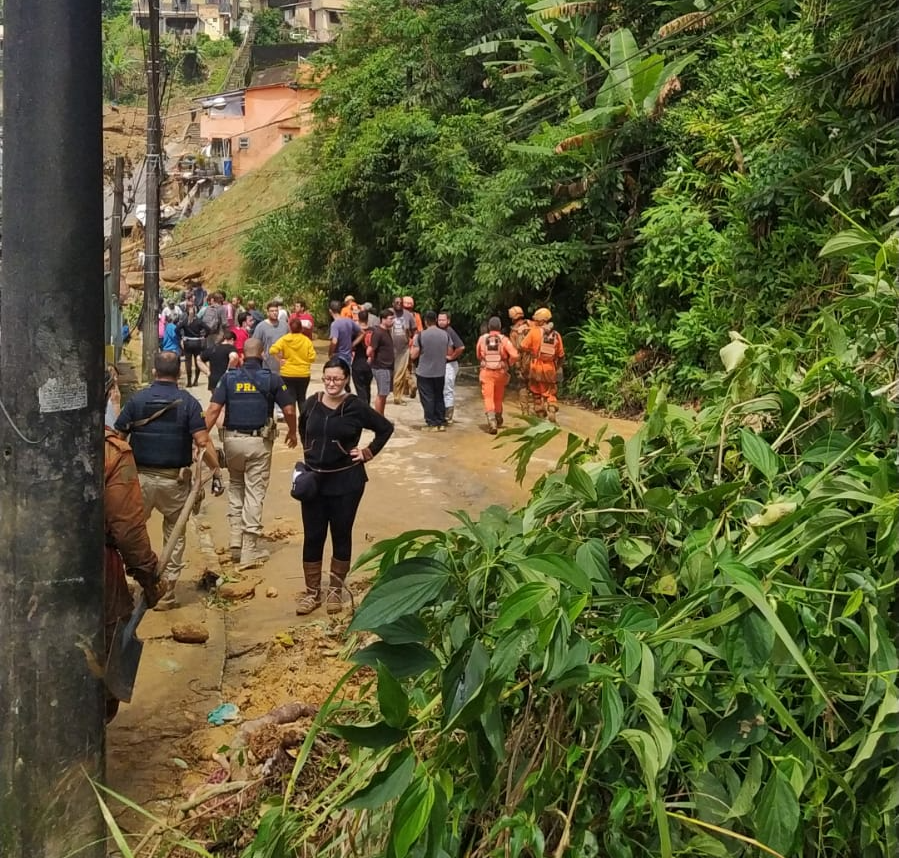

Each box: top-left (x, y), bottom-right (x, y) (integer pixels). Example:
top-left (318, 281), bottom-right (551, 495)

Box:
top-left (242, 0), bottom-right (899, 410)
top-left (253, 8), bottom-right (289, 46)
top-left (233, 218), bottom-right (898, 858)
top-left (101, 11), bottom-right (234, 102)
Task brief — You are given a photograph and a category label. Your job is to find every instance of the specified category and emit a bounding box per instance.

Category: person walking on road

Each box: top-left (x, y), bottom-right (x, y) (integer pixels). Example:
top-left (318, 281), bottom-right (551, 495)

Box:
top-left (104, 368), bottom-right (163, 720)
top-left (295, 357), bottom-right (394, 615)
top-left (410, 310), bottom-right (450, 431)
top-left (290, 300), bottom-right (315, 338)
top-left (477, 316), bottom-right (519, 434)
top-left (270, 316), bottom-right (317, 405)
top-left (198, 329), bottom-right (238, 392)
top-left (351, 308), bottom-right (374, 405)
top-left (115, 352), bottom-right (222, 610)
top-left (251, 300), bottom-right (290, 372)
top-left (368, 307), bottom-right (395, 415)
top-left (437, 310), bottom-right (465, 423)
top-left (204, 339), bottom-right (298, 568)
top-left (179, 305), bottom-right (206, 387)
top-left (390, 296), bottom-right (417, 405)
top-left (508, 306), bottom-right (533, 415)
top-left (520, 307), bottom-right (564, 422)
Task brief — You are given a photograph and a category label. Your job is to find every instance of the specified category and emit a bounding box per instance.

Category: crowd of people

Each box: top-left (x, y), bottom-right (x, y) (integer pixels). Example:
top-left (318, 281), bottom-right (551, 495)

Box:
top-left (101, 284), bottom-right (564, 717)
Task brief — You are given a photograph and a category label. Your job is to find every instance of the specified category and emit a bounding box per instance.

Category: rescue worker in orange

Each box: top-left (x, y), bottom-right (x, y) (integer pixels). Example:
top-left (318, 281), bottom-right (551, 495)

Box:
top-left (103, 368), bottom-right (163, 721)
top-left (340, 294), bottom-right (361, 321)
top-left (520, 307), bottom-right (564, 422)
top-left (477, 316), bottom-right (519, 434)
top-left (508, 306), bottom-right (532, 415)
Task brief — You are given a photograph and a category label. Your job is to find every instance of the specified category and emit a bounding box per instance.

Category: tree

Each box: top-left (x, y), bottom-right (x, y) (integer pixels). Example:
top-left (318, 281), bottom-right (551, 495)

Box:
top-left (102, 0), bottom-right (131, 19)
top-left (253, 8), bottom-right (287, 46)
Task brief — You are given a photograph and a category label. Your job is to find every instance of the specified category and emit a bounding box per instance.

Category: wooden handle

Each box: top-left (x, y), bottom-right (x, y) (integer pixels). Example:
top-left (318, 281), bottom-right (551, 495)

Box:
top-left (155, 459), bottom-right (213, 575)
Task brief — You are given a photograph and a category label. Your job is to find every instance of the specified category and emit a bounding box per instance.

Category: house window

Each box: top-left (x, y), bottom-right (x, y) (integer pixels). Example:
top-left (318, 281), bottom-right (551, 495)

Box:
top-left (282, 134), bottom-right (294, 145)
top-left (327, 10), bottom-right (341, 24)
top-left (238, 137), bottom-right (250, 150)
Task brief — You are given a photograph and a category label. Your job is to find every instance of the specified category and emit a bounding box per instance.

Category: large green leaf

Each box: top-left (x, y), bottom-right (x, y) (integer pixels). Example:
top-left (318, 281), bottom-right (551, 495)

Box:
top-left (343, 749), bottom-right (415, 811)
top-left (377, 662), bottom-right (410, 728)
top-left (348, 563), bottom-right (451, 633)
top-left (390, 775), bottom-right (435, 858)
top-left (329, 721), bottom-right (407, 749)
top-left (519, 553), bottom-right (591, 592)
top-left (753, 767), bottom-right (799, 855)
top-left (818, 227), bottom-right (880, 258)
top-left (739, 429), bottom-right (780, 482)
top-left (350, 641), bottom-right (439, 679)
top-left (605, 28), bottom-right (639, 105)
top-left (493, 581), bottom-right (556, 630)
top-left (599, 679), bottom-right (625, 753)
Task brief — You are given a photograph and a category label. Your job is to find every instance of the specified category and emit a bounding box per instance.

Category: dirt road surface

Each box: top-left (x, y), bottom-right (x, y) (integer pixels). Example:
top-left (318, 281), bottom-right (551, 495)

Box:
top-left (106, 344), bottom-right (638, 834)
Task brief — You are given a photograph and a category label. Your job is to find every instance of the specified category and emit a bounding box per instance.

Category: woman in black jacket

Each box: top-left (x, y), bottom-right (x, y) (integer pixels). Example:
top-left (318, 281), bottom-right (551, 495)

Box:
top-left (296, 357), bottom-right (394, 614)
top-left (179, 306), bottom-right (207, 387)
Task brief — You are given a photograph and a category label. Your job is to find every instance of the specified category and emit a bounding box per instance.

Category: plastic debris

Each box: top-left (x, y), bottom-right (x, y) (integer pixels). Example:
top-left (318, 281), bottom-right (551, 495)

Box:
top-left (207, 702), bottom-right (240, 726)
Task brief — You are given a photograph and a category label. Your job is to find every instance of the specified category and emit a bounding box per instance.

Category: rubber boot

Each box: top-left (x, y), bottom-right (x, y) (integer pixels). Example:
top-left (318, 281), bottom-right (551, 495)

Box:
top-left (327, 559), bottom-right (351, 614)
top-left (239, 533), bottom-right (270, 569)
top-left (229, 525), bottom-right (242, 563)
top-left (296, 561), bottom-right (323, 615)
top-left (547, 403), bottom-right (559, 424)
top-left (486, 412), bottom-right (498, 435)
top-left (518, 385), bottom-right (531, 416)
top-left (445, 406), bottom-right (455, 424)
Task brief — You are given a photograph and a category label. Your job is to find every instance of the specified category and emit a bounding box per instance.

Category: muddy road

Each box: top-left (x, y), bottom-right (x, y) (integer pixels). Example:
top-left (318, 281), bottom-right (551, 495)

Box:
top-left (106, 346), bottom-right (638, 829)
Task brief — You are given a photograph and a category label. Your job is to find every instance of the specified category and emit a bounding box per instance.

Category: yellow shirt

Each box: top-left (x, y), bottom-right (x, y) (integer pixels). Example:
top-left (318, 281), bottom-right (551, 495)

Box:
top-left (269, 333), bottom-right (316, 378)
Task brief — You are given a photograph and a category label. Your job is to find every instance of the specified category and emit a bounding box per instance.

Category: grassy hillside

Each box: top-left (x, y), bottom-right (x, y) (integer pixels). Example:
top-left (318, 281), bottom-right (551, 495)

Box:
top-left (163, 138), bottom-right (308, 292)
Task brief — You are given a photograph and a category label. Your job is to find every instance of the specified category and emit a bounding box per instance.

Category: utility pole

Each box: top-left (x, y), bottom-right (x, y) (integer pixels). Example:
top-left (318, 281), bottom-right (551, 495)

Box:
top-left (110, 156), bottom-right (125, 356)
top-left (142, 0), bottom-right (163, 382)
top-left (0, 1), bottom-right (105, 857)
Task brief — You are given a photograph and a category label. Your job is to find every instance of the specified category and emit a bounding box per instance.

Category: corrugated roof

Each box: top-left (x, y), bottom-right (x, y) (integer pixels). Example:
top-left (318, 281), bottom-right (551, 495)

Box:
top-left (248, 65), bottom-right (298, 89)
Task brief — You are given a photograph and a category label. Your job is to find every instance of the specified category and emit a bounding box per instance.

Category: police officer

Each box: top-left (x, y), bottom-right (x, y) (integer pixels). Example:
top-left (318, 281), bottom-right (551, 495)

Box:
top-left (115, 351), bottom-right (222, 610)
top-left (204, 339), bottom-right (298, 568)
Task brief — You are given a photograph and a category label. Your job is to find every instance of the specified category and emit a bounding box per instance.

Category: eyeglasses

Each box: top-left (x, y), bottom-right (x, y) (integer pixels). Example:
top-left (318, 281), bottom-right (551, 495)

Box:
top-left (322, 375), bottom-right (346, 384)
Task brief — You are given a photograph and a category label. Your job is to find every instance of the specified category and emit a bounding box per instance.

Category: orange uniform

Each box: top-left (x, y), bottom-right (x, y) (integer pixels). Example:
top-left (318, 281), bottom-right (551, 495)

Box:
top-left (520, 324), bottom-right (564, 417)
top-left (509, 317), bottom-right (533, 413)
top-left (477, 331), bottom-right (519, 427)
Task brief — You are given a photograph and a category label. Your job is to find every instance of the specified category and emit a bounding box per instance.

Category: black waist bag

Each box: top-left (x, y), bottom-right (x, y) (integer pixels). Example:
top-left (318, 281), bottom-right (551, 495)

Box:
top-left (290, 461), bottom-right (319, 502)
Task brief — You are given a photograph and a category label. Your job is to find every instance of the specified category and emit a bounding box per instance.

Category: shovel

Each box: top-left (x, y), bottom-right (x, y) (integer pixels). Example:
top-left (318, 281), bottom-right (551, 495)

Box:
top-left (105, 460), bottom-right (212, 703)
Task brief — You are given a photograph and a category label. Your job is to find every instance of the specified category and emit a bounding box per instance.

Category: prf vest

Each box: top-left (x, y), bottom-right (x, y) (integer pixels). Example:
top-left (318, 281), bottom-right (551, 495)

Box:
top-left (129, 398), bottom-right (193, 469)
top-left (223, 367), bottom-right (273, 431)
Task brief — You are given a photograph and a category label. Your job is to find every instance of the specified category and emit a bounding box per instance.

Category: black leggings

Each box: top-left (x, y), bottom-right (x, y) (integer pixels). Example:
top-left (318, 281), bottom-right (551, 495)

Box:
top-left (301, 489), bottom-right (364, 563)
top-left (283, 376), bottom-right (310, 405)
top-left (183, 342), bottom-right (204, 381)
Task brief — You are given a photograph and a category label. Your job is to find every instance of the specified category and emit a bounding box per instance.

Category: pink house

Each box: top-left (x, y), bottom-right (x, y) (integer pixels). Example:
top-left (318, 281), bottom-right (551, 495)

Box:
top-left (197, 66), bottom-right (319, 178)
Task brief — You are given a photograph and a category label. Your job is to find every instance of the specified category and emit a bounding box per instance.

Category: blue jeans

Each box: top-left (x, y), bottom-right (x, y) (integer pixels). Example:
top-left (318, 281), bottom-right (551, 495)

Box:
top-left (417, 374), bottom-right (446, 426)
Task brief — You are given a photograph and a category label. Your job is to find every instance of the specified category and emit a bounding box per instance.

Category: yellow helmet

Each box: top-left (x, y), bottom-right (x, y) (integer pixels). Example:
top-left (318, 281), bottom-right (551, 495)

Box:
top-left (533, 307), bottom-right (552, 322)
top-left (508, 305), bottom-right (524, 320)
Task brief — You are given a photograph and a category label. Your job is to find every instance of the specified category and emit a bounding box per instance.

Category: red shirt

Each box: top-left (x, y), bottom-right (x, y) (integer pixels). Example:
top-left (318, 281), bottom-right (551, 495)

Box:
top-left (289, 312), bottom-right (315, 338)
top-left (232, 326), bottom-right (250, 353)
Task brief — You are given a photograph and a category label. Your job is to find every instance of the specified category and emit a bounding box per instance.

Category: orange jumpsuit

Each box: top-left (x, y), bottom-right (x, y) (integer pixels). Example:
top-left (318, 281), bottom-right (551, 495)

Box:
top-left (509, 318), bottom-right (533, 412)
top-left (520, 324), bottom-right (564, 414)
top-left (104, 429), bottom-right (159, 718)
top-left (477, 332), bottom-right (519, 415)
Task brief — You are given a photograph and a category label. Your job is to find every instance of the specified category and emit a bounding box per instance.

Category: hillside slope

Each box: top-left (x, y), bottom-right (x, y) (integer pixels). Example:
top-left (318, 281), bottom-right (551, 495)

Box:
top-left (164, 138), bottom-right (308, 290)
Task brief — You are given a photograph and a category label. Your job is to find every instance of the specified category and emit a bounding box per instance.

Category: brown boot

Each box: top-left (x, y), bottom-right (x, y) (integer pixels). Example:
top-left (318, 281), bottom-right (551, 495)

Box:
top-left (547, 403), bottom-right (559, 424)
top-left (327, 559), bottom-right (351, 614)
top-left (518, 385), bottom-right (531, 416)
top-left (486, 412), bottom-right (498, 434)
top-left (495, 412), bottom-right (504, 428)
top-left (296, 561), bottom-right (323, 615)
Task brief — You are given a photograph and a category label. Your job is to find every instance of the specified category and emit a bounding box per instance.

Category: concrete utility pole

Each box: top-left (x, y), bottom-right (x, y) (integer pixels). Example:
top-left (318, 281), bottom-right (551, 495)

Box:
top-left (0, 1), bottom-right (106, 857)
top-left (142, 0), bottom-right (163, 381)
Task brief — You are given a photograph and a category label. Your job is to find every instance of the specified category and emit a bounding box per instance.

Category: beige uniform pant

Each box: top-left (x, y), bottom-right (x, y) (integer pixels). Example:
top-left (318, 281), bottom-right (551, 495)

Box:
top-left (138, 468), bottom-right (191, 585)
top-left (223, 430), bottom-right (274, 548)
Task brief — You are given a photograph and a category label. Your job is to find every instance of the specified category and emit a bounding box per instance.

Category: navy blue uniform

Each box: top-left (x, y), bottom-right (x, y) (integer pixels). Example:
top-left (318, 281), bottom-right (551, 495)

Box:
top-left (115, 381), bottom-right (205, 469)
top-left (211, 359), bottom-right (293, 432)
